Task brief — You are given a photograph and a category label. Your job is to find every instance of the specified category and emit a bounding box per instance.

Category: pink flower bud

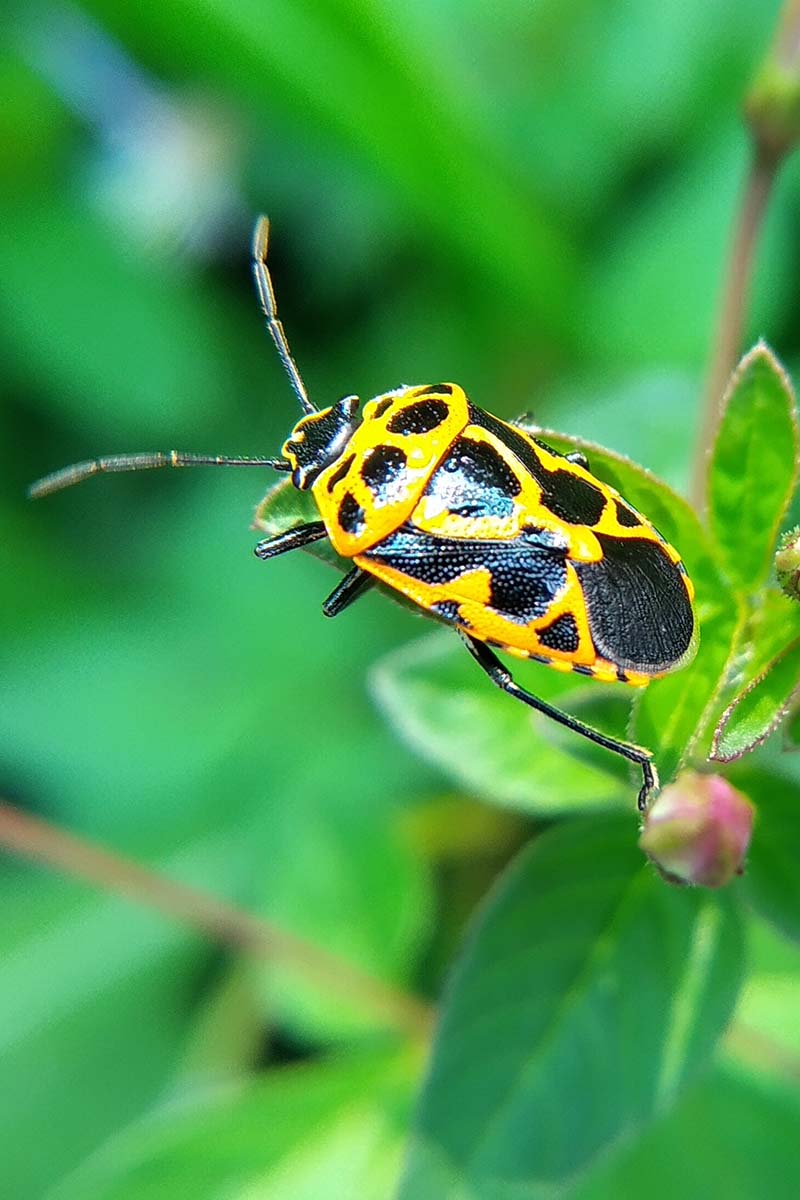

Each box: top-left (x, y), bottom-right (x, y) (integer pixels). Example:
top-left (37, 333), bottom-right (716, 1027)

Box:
top-left (639, 772), bottom-right (754, 888)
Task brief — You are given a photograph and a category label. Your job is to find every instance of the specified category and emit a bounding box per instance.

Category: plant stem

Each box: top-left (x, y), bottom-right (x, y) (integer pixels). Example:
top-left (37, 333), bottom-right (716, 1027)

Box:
top-left (691, 0), bottom-right (800, 512)
top-left (0, 801), bottom-right (435, 1039)
top-left (690, 146), bottom-right (780, 512)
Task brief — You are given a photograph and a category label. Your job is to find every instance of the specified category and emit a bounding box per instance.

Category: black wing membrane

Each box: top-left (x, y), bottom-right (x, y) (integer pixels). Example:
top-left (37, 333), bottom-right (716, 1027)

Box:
top-left (575, 533), bottom-right (694, 673)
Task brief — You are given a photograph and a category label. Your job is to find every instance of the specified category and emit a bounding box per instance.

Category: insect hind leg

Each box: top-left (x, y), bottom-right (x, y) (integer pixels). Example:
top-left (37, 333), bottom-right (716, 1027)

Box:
top-left (458, 631), bottom-right (657, 810)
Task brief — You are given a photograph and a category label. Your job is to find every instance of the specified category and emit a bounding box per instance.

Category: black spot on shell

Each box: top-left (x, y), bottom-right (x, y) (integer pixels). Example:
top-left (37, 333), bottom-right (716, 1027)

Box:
top-left (616, 502), bottom-right (640, 528)
top-left (541, 471), bottom-right (606, 526)
top-left (538, 612), bottom-right (580, 654)
top-left (326, 454), bottom-right (354, 493)
top-left (418, 384), bottom-right (453, 395)
top-left (338, 492), bottom-right (366, 536)
top-left (467, 405), bottom-right (606, 525)
top-left (387, 398), bottom-right (449, 436)
top-left (371, 397), bottom-right (393, 419)
top-left (361, 445), bottom-right (408, 505)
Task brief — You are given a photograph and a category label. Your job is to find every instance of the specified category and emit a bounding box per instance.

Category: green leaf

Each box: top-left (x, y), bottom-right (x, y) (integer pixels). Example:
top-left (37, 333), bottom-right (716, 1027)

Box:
top-left (569, 1062), bottom-right (800, 1200)
top-left (48, 1049), bottom-right (417, 1200)
top-left (730, 915), bottom-right (800, 1067)
top-left (399, 816), bottom-right (743, 1198)
top-left (735, 972), bottom-right (800, 1060)
top-left (578, 130), bottom-right (794, 369)
top-left (707, 342), bottom-right (799, 595)
top-left (704, 588), bottom-right (800, 744)
top-left (372, 634), bottom-right (632, 816)
top-left (739, 770), bottom-right (800, 945)
top-left (784, 703), bottom-right (800, 750)
top-left (0, 198), bottom-right (240, 442)
top-left (711, 638), bottom-right (800, 762)
top-left (541, 430), bottom-right (738, 780)
top-left (0, 834), bottom-right (242, 1199)
top-left (255, 791), bottom-right (434, 1040)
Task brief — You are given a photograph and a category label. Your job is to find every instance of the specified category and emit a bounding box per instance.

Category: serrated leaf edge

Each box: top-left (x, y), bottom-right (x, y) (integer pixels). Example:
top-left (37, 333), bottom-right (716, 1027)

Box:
top-left (710, 635), bottom-right (800, 763)
top-left (705, 340), bottom-right (800, 587)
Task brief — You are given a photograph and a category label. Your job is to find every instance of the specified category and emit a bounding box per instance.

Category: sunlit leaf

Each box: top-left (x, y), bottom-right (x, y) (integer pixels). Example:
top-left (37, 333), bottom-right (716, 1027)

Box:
top-left (707, 343), bottom-right (799, 595)
top-left (49, 1049), bottom-right (417, 1200)
top-left (399, 817), bottom-right (743, 1198)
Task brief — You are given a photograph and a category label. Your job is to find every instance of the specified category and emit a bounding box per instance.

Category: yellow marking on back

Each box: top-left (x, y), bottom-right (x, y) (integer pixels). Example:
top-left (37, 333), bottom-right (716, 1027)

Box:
top-left (314, 384), bottom-right (469, 556)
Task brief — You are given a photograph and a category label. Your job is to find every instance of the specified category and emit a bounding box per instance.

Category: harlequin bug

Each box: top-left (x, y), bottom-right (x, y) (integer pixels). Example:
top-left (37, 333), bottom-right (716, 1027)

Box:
top-left (30, 217), bottom-right (698, 810)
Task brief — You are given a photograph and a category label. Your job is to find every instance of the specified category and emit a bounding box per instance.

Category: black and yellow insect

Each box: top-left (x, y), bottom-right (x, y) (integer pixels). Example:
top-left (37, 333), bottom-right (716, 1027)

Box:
top-left (30, 218), bottom-right (697, 809)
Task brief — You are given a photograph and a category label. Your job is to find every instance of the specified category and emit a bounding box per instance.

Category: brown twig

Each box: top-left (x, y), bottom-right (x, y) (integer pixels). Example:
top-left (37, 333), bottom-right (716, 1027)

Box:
top-left (0, 801), bottom-right (435, 1039)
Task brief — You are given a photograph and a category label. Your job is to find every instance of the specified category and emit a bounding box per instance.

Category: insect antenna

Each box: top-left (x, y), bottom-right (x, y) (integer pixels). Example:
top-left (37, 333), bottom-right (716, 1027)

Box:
top-left (251, 216), bottom-right (317, 416)
top-left (28, 452), bottom-right (291, 499)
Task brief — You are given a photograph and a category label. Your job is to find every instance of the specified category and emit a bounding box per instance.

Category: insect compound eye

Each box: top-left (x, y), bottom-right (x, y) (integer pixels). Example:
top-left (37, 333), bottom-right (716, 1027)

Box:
top-left (283, 397), bottom-right (361, 489)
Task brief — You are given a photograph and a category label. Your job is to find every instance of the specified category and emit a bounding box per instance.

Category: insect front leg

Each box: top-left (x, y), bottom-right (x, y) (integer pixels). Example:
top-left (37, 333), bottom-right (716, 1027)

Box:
top-left (457, 632), bottom-right (657, 811)
top-left (254, 521), bottom-right (328, 560)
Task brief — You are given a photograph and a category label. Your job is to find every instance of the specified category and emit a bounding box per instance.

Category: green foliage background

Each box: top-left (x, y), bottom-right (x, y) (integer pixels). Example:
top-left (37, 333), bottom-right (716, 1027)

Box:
top-left (3, 1), bottom-right (800, 1197)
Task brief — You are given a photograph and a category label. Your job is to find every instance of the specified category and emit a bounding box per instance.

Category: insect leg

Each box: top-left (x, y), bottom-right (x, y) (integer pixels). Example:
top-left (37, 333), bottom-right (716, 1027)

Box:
top-left (322, 567), bottom-right (374, 618)
top-left (458, 632), bottom-right (657, 810)
top-left (254, 521), bottom-right (328, 561)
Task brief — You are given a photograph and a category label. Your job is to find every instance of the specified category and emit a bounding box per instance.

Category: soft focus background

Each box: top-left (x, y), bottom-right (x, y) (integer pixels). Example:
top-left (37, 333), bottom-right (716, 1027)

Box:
top-left (3, 1), bottom-right (800, 1197)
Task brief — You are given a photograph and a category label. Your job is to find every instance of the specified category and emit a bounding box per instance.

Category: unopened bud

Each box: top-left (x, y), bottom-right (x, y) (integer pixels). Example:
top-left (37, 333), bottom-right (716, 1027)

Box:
top-left (639, 772), bottom-right (754, 888)
top-left (745, 6), bottom-right (800, 161)
top-left (775, 527), bottom-right (800, 602)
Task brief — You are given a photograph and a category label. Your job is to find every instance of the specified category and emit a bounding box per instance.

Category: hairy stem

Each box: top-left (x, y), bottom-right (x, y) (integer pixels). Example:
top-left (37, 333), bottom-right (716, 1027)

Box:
top-left (0, 801), bottom-right (435, 1038)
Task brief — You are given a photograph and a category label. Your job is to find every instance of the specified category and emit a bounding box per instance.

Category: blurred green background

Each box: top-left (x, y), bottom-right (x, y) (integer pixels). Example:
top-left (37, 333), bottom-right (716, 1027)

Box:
top-left (3, 1), bottom-right (800, 1197)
